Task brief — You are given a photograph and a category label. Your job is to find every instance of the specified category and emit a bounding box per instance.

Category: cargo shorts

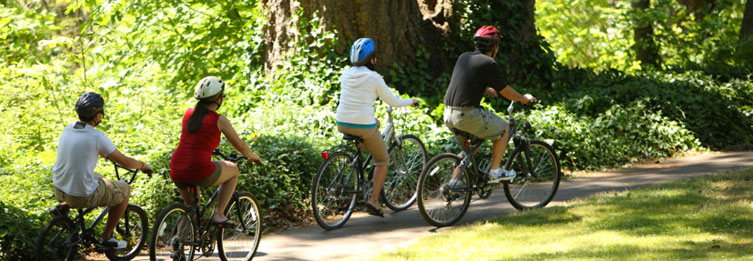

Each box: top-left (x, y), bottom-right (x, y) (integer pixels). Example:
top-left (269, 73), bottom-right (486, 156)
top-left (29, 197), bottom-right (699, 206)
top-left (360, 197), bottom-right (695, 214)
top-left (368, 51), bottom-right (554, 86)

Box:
top-left (55, 175), bottom-right (129, 208)
top-left (444, 106), bottom-right (508, 140)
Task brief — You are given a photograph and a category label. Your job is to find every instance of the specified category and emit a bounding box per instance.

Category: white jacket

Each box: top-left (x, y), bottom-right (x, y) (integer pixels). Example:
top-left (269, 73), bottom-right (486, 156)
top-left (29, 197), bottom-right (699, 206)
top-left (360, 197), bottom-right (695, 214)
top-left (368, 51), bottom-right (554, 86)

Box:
top-left (335, 66), bottom-right (413, 125)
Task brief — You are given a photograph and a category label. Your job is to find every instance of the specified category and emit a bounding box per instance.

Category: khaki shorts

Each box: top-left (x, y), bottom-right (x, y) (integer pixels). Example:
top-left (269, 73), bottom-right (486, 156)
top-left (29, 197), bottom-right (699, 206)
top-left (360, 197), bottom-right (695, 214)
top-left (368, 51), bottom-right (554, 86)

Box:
top-left (444, 106), bottom-right (508, 140)
top-left (174, 161), bottom-right (223, 188)
top-left (55, 176), bottom-right (129, 208)
top-left (337, 124), bottom-right (389, 166)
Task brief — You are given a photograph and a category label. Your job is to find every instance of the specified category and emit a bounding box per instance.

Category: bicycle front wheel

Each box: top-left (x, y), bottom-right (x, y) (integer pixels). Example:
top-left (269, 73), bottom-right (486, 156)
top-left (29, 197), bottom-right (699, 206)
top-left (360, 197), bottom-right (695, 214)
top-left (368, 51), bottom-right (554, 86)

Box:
top-left (36, 216), bottom-right (77, 261)
top-left (106, 204), bottom-right (148, 261)
top-left (417, 153), bottom-right (472, 227)
top-left (217, 192), bottom-right (262, 261)
top-left (503, 139), bottom-right (561, 210)
top-left (311, 151), bottom-right (359, 230)
top-left (382, 134), bottom-right (427, 211)
top-left (150, 204), bottom-right (196, 261)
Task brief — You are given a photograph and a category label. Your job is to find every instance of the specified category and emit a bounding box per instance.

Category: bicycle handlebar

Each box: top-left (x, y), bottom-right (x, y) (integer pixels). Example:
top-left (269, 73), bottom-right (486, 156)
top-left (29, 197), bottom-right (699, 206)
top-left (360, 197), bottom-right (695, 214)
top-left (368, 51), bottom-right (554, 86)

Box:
top-left (212, 148), bottom-right (250, 163)
top-left (112, 161), bottom-right (150, 184)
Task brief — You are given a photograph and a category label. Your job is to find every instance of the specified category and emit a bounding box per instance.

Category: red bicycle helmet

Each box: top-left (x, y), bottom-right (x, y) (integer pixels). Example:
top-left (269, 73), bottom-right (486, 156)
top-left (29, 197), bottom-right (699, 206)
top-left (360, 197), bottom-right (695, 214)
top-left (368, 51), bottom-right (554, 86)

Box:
top-left (474, 25), bottom-right (501, 51)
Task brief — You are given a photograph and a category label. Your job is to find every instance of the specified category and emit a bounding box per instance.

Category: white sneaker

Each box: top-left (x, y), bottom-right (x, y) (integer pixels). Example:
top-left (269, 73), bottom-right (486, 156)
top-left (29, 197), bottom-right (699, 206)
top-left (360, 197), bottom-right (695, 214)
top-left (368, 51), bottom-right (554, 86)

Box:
top-left (102, 236), bottom-right (127, 249)
top-left (487, 168), bottom-right (516, 183)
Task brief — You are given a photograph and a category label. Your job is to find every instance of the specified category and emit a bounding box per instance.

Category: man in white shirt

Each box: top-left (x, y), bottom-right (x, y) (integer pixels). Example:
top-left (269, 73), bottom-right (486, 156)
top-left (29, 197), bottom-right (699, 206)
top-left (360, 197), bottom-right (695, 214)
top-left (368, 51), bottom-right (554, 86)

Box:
top-left (51, 92), bottom-right (153, 249)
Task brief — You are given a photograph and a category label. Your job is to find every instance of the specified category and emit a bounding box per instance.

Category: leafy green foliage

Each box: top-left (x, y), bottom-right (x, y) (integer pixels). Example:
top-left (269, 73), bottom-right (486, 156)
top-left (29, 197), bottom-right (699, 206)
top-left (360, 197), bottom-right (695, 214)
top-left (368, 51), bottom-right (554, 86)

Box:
top-left (0, 201), bottom-right (42, 260)
top-left (537, 0), bottom-right (752, 71)
top-left (0, 0), bottom-right (751, 259)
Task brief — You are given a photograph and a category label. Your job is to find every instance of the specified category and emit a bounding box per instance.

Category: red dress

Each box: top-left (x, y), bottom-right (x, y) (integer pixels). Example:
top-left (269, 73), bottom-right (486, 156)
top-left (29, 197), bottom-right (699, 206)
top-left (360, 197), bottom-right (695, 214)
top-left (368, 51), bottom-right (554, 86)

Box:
top-left (170, 108), bottom-right (221, 182)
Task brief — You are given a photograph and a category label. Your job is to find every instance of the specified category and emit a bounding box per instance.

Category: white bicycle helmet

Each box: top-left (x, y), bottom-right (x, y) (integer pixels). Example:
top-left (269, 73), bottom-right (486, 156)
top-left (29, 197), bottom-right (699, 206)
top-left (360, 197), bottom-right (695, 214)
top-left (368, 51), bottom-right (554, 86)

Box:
top-left (194, 76), bottom-right (225, 99)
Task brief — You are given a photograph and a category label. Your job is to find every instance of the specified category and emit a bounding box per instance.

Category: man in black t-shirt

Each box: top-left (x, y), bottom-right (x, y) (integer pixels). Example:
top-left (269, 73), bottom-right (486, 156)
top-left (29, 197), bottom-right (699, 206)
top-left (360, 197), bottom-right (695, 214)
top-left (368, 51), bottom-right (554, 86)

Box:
top-left (443, 25), bottom-right (536, 183)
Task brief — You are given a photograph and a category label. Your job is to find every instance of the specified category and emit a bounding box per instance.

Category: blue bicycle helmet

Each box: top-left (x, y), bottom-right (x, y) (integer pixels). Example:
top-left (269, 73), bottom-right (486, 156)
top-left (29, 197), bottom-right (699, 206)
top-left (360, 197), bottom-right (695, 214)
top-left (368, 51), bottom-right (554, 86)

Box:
top-left (350, 38), bottom-right (375, 66)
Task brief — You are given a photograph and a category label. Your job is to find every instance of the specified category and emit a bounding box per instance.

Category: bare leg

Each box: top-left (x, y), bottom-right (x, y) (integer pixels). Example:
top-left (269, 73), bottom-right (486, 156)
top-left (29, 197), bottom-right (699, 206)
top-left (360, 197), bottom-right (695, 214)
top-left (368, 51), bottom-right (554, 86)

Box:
top-left (490, 127), bottom-right (511, 170)
top-left (177, 187), bottom-right (195, 206)
top-left (210, 160), bottom-right (239, 222)
top-left (368, 165), bottom-right (387, 207)
top-left (103, 185), bottom-right (130, 239)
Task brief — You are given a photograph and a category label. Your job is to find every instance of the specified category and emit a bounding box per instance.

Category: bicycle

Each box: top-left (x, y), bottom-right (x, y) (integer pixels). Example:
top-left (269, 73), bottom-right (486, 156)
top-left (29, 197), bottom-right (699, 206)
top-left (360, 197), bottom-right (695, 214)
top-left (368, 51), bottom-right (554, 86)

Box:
top-left (311, 106), bottom-right (427, 230)
top-left (35, 161), bottom-right (150, 261)
top-left (417, 101), bottom-right (561, 227)
top-left (149, 149), bottom-right (262, 261)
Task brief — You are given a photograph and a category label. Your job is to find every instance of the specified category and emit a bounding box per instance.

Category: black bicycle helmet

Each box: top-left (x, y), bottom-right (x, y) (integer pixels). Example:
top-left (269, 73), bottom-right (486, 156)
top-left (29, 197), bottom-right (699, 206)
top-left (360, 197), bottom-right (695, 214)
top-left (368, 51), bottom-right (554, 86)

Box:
top-left (75, 92), bottom-right (104, 120)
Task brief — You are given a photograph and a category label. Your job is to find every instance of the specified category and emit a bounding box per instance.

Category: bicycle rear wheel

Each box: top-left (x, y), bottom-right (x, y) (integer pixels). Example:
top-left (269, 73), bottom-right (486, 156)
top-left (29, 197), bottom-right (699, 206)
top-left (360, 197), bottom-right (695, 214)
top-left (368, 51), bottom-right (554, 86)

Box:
top-left (36, 216), bottom-right (77, 261)
top-left (382, 134), bottom-right (427, 211)
top-left (503, 140), bottom-right (561, 210)
top-left (105, 204), bottom-right (148, 261)
top-left (417, 153), bottom-right (472, 227)
top-left (311, 151), bottom-right (359, 230)
top-left (150, 204), bottom-right (196, 261)
top-left (217, 192), bottom-right (262, 261)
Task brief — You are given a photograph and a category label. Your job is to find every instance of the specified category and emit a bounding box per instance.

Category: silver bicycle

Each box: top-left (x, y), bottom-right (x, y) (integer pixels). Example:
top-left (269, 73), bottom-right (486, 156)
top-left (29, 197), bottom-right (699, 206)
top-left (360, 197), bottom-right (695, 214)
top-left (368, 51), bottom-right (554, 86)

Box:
top-left (311, 106), bottom-right (427, 230)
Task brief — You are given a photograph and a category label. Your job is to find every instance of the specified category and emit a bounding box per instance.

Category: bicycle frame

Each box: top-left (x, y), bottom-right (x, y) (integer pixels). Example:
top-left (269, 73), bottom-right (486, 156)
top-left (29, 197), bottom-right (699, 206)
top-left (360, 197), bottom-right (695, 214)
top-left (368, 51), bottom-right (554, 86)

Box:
top-left (185, 150), bottom-right (252, 243)
top-left (452, 102), bottom-right (536, 192)
top-left (61, 163), bottom-right (141, 252)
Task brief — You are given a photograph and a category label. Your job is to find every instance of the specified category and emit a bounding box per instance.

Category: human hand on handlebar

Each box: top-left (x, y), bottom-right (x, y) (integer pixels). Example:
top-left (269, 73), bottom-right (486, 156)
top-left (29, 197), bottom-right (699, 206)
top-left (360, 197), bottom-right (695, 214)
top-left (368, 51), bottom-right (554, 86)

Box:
top-left (141, 162), bottom-right (153, 177)
top-left (247, 153), bottom-right (263, 165)
top-left (522, 94), bottom-right (536, 104)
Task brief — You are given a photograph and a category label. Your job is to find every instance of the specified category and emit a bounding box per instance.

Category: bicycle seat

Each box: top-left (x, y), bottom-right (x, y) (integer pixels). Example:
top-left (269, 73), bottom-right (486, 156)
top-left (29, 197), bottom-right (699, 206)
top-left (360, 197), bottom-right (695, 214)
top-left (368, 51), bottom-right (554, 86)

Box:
top-left (342, 134), bottom-right (364, 143)
top-left (173, 181), bottom-right (197, 190)
top-left (451, 128), bottom-right (484, 146)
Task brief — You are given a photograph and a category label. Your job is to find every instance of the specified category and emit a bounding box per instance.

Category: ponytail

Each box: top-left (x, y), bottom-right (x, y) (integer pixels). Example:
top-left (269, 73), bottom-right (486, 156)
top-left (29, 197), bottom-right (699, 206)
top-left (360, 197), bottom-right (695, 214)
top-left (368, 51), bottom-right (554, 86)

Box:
top-left (186, 99), bottom-right (215, 133)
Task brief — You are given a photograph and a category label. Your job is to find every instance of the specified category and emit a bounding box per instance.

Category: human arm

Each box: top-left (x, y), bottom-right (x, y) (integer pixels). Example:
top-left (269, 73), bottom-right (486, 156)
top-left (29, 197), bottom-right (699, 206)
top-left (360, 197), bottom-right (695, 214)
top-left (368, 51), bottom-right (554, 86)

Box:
top-left (373, 75), bottom-right (415, 107)
top-left (217, 115), bottom-right (262, 163)
top-left (499, 86), bottom-right (536, 104)
top-left (107, 149), bottom-right (153, 175)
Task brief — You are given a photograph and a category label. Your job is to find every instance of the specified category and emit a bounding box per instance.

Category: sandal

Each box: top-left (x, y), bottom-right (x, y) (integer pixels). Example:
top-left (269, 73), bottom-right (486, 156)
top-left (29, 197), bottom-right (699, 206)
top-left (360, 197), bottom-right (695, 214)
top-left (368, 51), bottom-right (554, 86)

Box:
top-left (209, 218), bottom-right (237, 228)
top-left (364, 202), bottom-right (384, 218)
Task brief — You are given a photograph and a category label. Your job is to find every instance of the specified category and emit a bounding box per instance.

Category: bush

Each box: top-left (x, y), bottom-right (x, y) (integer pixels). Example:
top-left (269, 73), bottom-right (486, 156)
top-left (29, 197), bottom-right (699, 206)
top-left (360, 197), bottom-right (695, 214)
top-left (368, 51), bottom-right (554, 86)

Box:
top-left (0, 201), bottom-right (43, 260)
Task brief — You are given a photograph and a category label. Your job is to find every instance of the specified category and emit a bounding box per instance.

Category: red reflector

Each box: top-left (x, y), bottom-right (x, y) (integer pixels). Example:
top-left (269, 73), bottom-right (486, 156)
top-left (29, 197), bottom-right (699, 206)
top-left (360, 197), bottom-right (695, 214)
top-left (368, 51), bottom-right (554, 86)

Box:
top-left (464, 140), bottom-right (470, 146)
top-left (321, 152), bottom-right (329, 159)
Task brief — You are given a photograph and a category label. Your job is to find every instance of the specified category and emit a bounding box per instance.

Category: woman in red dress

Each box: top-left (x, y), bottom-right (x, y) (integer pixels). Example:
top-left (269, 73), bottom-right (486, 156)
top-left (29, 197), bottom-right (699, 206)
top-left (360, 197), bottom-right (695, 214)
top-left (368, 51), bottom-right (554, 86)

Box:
top-left (170, 76), bottom-right (262, 226)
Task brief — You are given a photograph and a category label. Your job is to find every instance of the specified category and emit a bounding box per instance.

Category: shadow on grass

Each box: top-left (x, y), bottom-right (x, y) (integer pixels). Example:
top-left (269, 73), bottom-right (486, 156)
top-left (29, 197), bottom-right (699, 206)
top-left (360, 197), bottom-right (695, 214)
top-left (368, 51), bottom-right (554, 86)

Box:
top-left (518, 242), bottom-right (753, 260)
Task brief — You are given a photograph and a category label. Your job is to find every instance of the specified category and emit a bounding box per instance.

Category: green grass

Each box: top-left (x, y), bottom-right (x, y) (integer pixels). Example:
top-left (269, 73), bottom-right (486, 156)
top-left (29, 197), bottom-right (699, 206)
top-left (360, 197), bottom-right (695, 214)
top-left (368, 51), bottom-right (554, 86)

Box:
top-left (353, 168), bottom-right (753, 260)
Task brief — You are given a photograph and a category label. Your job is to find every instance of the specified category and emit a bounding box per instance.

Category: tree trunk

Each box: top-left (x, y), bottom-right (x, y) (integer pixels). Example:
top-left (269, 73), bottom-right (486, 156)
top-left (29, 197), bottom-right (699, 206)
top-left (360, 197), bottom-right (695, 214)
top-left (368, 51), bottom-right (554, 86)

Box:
top-left (508, 0), bottom-right (537, 82)
top-left (742, 0), bottom-right (753, 39)
top-left (262, 0), bottom-right (455, 80)
top-left (632, 0), bottom-right (660, 68)
top-left (677, 0), bottom-right (715, 21)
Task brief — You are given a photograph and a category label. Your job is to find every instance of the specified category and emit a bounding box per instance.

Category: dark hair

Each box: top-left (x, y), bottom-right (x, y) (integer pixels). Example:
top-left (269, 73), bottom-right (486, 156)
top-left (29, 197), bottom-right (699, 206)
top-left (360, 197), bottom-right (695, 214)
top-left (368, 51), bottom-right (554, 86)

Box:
top-left (474, 37), bottom-right (498, 54)
top-left (364, 54), bottom-right (376, 71)
top-left (186, 93), bottom-right (222, 133)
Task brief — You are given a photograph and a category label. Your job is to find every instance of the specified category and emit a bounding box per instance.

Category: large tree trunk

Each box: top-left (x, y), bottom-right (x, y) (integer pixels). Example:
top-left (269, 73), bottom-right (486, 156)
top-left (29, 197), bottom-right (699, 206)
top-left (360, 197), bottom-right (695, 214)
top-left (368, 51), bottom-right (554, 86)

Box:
top-left (742, 0), bottom-right (753, 39)
top-left (632, 0), bottom-right (660, 68)
top-left (677, 0), bottom-right (715, 21)
top-left (508, 0), bottom-right (537, 82)
top-left (262, 0), bottom-right (455, 82)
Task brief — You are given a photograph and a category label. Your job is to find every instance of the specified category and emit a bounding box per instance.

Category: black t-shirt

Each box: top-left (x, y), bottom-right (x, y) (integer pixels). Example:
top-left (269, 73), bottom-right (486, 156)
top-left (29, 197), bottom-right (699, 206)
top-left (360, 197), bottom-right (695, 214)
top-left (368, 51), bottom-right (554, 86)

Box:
top-left (443, 50), bottom-right (508, 107)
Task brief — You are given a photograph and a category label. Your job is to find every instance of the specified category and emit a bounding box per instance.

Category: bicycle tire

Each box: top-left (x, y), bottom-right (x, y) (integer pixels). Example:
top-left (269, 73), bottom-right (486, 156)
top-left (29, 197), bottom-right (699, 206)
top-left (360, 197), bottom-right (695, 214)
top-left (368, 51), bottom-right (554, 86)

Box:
top-left (381, 134), bottom-right (427, 211)
top-left (36, 215), bottom-right (77, 261)
top-left (503, 139), bottom-right (561, 210)
top-left (217, 192), bottom-right (262, 261)
top-left (149, 204), bottom-right (196, 261)
top-left (106, 204), bottom-right (148, 261)
top-left (417, 153), bottom-right (472, 227)
top-left (311, 151), bottom-right (359, 230)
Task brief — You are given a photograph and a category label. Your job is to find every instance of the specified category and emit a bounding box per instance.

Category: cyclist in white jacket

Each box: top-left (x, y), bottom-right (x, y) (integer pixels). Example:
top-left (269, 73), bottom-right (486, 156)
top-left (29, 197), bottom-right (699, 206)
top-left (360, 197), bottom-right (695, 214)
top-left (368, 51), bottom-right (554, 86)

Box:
top-left (335, 38), bottom-right (418, 217)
